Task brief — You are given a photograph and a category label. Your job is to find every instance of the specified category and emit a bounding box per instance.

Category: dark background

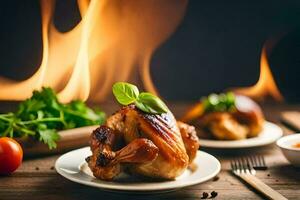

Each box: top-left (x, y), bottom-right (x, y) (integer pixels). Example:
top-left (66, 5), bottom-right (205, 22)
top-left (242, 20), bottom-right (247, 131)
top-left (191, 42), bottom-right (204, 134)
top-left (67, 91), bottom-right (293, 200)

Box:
top-left (1, 0), bottom-right (300, 101)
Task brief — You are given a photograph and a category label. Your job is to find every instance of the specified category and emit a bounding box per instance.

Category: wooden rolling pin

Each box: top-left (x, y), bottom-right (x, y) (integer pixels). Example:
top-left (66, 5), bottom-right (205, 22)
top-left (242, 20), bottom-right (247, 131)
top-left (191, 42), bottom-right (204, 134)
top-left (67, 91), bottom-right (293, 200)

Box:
top-left (17, 125), bottom-right (98, 156)
top-left (281, 111), bottom-right (300, 132)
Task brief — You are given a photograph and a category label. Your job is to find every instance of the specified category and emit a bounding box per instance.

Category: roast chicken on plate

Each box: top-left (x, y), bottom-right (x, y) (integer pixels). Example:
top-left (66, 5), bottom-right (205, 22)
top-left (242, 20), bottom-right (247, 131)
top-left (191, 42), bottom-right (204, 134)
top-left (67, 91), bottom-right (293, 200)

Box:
top-left (182, 93), bottom-right (265, 140)
top-left (86, 105), bottom-right (200, 180)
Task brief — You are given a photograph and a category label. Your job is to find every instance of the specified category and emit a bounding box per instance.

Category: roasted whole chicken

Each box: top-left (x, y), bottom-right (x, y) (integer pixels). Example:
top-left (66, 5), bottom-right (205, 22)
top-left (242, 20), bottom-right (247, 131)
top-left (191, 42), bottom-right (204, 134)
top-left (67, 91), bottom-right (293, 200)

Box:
top-left (86, 105), bottom-right (200, 180)
top-left (182, 93), bottom-right (265, 140)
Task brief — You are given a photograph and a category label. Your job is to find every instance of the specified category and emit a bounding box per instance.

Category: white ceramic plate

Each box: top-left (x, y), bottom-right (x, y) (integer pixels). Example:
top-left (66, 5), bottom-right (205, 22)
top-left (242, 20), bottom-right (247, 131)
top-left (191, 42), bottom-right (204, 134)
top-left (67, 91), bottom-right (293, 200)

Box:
top-left (199, 121), bottom-right (283, 148)
top-left (55, 147), bottom-right (221, 193)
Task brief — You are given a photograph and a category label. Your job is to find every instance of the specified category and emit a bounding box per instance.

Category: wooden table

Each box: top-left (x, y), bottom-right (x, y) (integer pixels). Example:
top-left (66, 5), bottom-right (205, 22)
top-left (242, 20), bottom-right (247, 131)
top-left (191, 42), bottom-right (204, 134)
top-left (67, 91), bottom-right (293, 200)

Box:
top-left (0, 103), bottom-right (300, 200)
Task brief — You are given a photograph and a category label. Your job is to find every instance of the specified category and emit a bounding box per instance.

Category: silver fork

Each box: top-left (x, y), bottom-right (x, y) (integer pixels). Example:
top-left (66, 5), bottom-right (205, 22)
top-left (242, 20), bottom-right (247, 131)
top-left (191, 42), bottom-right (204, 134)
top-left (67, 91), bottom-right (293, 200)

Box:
top-left (231, 159), bottom-right (287, 200)
top-left (248, 155), bottom-right (268, 170)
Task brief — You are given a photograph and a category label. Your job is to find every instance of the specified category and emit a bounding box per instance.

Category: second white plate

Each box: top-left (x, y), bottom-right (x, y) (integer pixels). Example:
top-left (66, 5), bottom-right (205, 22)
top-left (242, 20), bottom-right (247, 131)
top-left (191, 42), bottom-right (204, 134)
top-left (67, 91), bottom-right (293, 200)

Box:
top-left (199, 121), bottom-right (283, 148)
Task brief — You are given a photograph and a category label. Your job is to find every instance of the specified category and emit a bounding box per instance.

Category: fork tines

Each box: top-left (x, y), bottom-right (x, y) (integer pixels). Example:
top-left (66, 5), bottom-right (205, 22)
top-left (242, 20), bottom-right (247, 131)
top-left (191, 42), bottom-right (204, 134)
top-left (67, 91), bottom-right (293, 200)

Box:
top-left (231, 158), bottom-right (256, 175)
top-left (230, 157), bottom-right (287, 200)
top-left (248, 155), bottom-right (268, 170)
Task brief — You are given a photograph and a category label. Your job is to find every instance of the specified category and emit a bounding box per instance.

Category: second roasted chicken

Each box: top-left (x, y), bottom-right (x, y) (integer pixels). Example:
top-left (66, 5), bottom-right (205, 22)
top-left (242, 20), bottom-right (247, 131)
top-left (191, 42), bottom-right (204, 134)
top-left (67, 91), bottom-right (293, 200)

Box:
top-left (182, 93), bottom-right (265, 140)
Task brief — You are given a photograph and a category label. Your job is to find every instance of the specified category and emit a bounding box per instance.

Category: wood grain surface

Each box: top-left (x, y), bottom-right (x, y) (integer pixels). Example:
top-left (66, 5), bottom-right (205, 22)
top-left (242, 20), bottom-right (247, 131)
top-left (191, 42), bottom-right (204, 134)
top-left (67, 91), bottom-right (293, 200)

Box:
top-left (0, 102), bottom-right (300, 200)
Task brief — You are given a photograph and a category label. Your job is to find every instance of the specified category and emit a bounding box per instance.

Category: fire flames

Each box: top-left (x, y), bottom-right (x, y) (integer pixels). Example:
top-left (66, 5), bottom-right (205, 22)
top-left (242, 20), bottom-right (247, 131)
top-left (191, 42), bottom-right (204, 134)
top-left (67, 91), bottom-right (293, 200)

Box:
top-left (0, 0), bottom-right (187, 103)
top-left (232, 45), bottom-right (284, 102)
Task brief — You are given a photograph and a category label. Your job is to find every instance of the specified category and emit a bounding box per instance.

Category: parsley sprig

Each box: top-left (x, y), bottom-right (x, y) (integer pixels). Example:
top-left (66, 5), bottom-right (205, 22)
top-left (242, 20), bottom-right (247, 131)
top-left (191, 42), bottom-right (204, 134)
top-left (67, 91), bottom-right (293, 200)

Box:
top-left (0, 87), bottom-right (105, 149)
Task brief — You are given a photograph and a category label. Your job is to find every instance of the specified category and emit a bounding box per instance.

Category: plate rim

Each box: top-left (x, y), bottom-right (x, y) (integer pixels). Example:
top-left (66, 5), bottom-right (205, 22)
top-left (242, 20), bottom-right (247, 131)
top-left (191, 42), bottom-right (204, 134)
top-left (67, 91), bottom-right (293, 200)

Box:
top-left (198, 121), bottom-right (283, 149)
top-left (55, 148), bottom-right (221, 191)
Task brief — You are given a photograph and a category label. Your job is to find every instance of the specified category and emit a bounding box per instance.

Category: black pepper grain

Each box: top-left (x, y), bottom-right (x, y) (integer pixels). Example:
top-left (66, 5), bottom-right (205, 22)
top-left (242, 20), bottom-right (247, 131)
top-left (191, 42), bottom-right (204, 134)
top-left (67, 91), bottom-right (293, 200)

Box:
top-left (201, 192), bottom-right (209, 199)
top-left (212, 176), bottom-right (220, 182)
top-left (35, 167), bottom-right (39, 171)
top-left (211, 191), bottom-right (218, 198)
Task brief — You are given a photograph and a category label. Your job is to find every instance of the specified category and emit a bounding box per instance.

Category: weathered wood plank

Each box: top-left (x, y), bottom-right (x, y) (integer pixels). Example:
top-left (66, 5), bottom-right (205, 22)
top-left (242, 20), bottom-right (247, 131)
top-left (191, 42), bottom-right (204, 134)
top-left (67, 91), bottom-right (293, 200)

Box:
top-left (0, 103), bottom-right (300, 200)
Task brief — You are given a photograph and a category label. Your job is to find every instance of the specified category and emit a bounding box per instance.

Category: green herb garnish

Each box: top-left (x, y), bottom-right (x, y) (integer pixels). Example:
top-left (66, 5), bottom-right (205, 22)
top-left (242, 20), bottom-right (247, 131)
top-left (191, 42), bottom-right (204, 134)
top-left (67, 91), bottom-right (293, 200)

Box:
top-left (0, 87), bottom-right (105, 149)
top-left (202, 92), bottom-right (236, 113)
top-left (112, 82), bottom-right (169, 114)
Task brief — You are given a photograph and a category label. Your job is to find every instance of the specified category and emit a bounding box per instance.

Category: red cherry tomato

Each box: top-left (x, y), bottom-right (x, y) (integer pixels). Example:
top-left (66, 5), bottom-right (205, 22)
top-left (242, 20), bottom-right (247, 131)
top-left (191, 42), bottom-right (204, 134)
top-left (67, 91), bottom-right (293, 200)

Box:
top-left (0, 137), bottom-right (23, 175)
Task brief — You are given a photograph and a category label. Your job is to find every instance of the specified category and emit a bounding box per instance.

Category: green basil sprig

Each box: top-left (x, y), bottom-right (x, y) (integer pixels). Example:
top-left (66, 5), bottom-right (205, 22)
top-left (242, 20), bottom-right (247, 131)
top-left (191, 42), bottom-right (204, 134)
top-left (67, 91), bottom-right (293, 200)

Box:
top-left (202, 92), bottom-right (236, 113)
top-left (112, 82), bottom-right (169, 114)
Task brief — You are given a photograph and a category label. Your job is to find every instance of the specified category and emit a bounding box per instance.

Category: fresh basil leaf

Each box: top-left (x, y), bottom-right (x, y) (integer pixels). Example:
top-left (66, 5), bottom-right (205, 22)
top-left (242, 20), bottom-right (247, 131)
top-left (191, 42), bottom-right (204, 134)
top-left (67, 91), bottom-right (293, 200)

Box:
top-left (135, 92), bottom-right (168, 114)
top-left (112, 82), bottom-right (139, 105)
top-left (134, 101), bottom-right (157, 114)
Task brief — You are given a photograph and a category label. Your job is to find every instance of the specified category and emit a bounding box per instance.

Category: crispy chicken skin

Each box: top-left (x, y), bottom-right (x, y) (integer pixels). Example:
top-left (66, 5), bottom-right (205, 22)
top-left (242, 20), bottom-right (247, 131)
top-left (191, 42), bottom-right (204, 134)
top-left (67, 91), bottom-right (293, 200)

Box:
top-left (86, 126), bottom-right (159, 180)
top-left (86, 105), bottom-right (200, 180)
top-left (198, 112), bottom-right (248, 140)
top-left (197, 95), bottom-right (264, 140)
top-left (177, 121), bottom-right (200, 163)
top-left (233, 95), bottom-right (264, 137)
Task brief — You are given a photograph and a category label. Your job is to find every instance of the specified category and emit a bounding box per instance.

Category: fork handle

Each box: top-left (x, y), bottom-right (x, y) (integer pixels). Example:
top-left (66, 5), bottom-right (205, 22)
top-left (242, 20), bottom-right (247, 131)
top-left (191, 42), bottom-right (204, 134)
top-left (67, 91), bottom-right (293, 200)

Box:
top-left (238, 174), bottom-right (287, 200)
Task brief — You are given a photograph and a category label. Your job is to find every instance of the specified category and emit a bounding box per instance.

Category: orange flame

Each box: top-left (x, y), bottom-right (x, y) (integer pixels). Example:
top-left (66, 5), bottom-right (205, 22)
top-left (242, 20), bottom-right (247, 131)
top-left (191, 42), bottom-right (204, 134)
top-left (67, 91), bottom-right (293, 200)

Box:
top-left (0, 0), bottom-right (187, 103)
top-left (232, 45), bottom-right (284, 102)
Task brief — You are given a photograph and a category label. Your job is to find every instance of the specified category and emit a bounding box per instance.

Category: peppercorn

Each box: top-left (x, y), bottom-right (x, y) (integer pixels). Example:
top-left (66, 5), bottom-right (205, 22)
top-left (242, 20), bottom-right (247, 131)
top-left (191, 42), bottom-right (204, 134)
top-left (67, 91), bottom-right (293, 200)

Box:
top-left (211, 191), bottom-right (218, 198)
top-left (201, 192), bottom-right (209, 199)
